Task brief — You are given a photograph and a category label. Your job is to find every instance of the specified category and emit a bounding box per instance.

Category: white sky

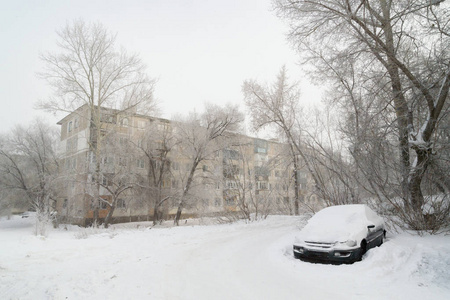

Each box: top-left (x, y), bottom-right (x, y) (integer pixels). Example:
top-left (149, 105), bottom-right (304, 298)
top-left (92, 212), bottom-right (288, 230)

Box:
top-left (0, 0), bottom-right (323, 134)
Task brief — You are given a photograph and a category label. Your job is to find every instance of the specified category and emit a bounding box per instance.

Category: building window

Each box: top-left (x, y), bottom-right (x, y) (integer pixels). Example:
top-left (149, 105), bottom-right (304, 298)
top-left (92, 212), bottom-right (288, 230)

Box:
top-left (121, 118), bottom-right (129, 127)
top-left (138, 120), bottom-right (146, 129)
top-left (256, 147), bottom-right (266, 153)
top-left (89, 152), bottom-right (96, 164)
top-left (254, 139), bottom-right (268, 154)
top-left (68, 121), bottom-right (73, 132)
top-left (137, 159), bottom-right (145, 169)
top-left (157, 123), bottom-right (170, 132)
top-left (162, 179), bottom-right (171, 188)
top-left (117, 198), bottom-right (126, 209)
top-left (99, 199), bottom-right (108, 209)
top-left (226, 181), bottom-right (238, 189)
top-left (74, 118), bottom-right (79, 129)
top-left (101, 156), bottom-right (112, 165)
top-left (202, 165), bottom-right (208, 172)
top-left (172, 179), bottom-right (179, 188)
top-left (223, 149), bottom-right (240, 160)
top-left (101, 114), bottom-right (114, 123)
top-left (225, 196), bottom-right (235, 206)
top-left (257, 181), bottom-right (268, 190)
top-left (63, 199), bottom-right (68, 209)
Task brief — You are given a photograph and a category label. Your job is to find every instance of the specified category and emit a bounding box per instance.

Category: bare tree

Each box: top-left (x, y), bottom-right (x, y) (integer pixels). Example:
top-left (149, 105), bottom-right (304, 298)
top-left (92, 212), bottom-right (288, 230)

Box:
top-left (243, 67), bottom-right (330, 213)
top-left (275, 0), bottom-right (450, 230)
top-left (94, 132), bottom-right (141, 228)
top-left (38, 20), bottom-right (156, 224)
top-left (222, 140), bottom-right (256, 221)
top-left (223, 139), bottom-right (296, 220)
top-left (136, 119), bottom-right (178, 225)
top-left (173, 103), bottom-right (243, 225)
top-left (0, 119), bottom-right (60, 235)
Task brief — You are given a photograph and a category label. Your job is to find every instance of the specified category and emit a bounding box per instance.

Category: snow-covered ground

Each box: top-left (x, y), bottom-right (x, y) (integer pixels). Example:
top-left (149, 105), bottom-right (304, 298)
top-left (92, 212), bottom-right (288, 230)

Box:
top-left (1, 214), bottom-right (449, 300)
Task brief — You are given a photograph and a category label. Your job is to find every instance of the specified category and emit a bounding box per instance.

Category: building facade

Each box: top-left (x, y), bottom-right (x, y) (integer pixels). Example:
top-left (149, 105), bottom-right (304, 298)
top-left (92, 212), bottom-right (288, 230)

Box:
top-left (55, 105), bottom-right (318, 226)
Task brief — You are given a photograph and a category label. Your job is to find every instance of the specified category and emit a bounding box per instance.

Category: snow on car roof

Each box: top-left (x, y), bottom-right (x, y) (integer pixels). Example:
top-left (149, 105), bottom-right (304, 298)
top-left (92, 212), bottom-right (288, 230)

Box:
top-left (309, 204), bottom-right (371, 226)
top-left (298, 205), bottom-right (381, 243)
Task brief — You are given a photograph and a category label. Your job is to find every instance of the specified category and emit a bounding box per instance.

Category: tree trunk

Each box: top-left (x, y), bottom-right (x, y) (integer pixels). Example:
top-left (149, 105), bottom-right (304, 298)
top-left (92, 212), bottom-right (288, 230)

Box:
top-left (153, 190), bottom-right (163, 226)
top-left (174, 205), bottom-right (183, 226)
top-left (174, 161), bottom-right (198, 226)
top-left (378, 0), bottom-right (413, 207)
top-left (408, 146), bottom-right (433, 219)
top-left (290, 144), bottom-right (300, 215)
top-left (104, 203), bottom-right (115, 228)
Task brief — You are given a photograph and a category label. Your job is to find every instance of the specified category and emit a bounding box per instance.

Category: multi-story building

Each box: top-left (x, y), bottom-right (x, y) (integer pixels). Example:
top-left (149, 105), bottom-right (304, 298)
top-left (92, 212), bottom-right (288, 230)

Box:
top-left (55, 105), bottom-right (317, 226)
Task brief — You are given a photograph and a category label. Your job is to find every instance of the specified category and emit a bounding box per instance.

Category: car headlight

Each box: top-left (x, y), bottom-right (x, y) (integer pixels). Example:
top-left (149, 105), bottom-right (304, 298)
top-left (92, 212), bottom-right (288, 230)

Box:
top-left (293, 246), bottom-right (304, 253)
top-left (346, 240), bottom-right (357, 247)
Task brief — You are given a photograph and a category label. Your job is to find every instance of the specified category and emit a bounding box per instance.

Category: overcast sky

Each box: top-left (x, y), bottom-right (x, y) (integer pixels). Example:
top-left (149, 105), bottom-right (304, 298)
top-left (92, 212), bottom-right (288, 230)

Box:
top-left (0, 0), bottom-right (323, 134)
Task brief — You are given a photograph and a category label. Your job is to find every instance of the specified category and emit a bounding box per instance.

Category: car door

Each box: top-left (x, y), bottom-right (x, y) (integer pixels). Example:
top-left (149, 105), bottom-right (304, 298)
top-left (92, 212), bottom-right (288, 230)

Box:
top-left (366, 225), bottom-right (383, 248)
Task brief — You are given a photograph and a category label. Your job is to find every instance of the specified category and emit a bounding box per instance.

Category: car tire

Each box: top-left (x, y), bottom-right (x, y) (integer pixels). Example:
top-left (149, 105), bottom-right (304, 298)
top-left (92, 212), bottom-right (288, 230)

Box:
top-left (379, 230), bottom-right (387, 246)
top-left (358, 240), bottom-right (367, 261)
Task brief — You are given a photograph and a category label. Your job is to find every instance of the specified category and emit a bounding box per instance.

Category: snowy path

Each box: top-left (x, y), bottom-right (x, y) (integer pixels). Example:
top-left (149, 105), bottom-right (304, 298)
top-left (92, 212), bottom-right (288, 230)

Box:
top-left (160, 221), bottom-right (305, 299)
top-left (1, 215), bottom-right (449, 299)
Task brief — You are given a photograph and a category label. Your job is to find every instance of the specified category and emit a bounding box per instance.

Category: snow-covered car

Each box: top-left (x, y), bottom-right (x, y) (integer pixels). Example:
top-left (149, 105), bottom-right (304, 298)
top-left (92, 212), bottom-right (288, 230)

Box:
top-left (293, 204), bottom-right (385, 264)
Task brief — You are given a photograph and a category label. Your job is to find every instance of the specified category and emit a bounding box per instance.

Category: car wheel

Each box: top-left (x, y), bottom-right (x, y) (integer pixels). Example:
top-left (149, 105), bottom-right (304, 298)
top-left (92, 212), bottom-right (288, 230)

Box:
top-left (358, 240), bottom-right (367, 261)
top-left (379, 230), bottom-right (387, 246)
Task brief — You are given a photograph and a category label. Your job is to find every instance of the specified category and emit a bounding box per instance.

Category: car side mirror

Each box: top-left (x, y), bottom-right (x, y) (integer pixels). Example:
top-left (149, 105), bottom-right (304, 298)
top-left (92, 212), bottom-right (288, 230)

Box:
top-left (367, 225), bottom-right (375, 229)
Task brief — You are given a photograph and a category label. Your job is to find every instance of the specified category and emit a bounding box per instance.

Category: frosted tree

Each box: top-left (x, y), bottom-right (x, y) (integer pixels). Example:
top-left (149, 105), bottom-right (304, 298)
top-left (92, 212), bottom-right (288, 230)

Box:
top-left (275, 0), bottom-right (450, 230)
top-left (137, 119), bottom-right (178, 225)
top-left (243, 67), bottom-right (329, 213)
top-left (95, 132), bottom-right (141, 228)
top-left (38, 20), bottom-right (156, 224)
top-left (173, 103), bottom-right (243, 225)
top-left (0, 119), bottom-right (60, 235)
top-left (244, 68), bottom-right (362, 211)
top-left (222, 138), bottom-right (293, 221)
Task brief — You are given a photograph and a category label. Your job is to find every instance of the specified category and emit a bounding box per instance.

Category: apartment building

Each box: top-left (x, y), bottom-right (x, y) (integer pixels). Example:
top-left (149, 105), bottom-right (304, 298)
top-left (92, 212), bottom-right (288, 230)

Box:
top-left (55, 105), bottom-right (316, 226)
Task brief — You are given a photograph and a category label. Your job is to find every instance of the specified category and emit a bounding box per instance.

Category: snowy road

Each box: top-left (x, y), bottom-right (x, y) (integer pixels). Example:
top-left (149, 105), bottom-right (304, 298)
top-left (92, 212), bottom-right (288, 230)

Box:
top-left (1, 215), bottom-right (449, 299)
